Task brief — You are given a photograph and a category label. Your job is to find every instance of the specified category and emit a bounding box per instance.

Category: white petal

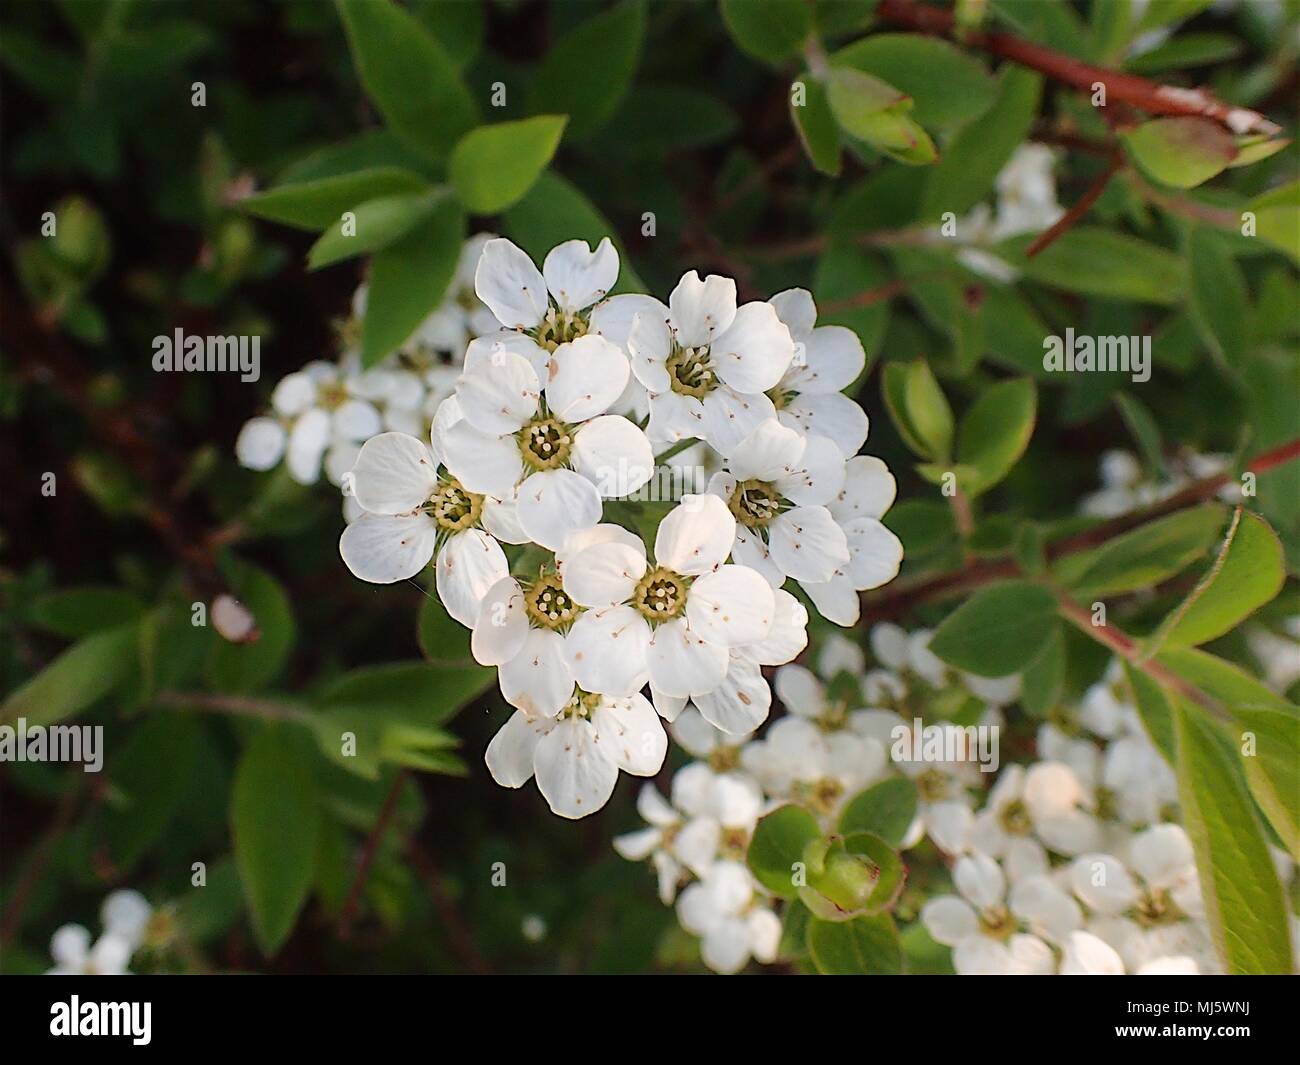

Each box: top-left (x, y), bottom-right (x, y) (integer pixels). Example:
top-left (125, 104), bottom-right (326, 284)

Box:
top-left (271, 371), bottom-right (317, 416)
top-left (799, 573), bottom-right (859, 626)
top-left (744, 589), bottom-right (808, 665)
top-left (729, 419), bottom-right (805, 482)
top-left (613, 826), bottom-right (662, 862)
top-left (565, 605), bottom-right (651, 695)
top-left (464, 330), bottom-right (550, 382)
top-left (349, 432), bottom-right (438, 514)
top-left (589, 293), bottom-right (670, 352)
top-left (646, 389), bottom-right (705, 444)
top-left (544, 334), bottom-right (629, 422)
top-left (101, 890), bottom-right (151, 947)
top-left (1068, 854), bottom-right (1139, 914)
top-left (638, 782), bottom-right (679, 828)
top-left (332, 398), bottom-right (382, 442)
top-left (668, 270), bottom-right (736, 347)
top-left (455, 351), bottom-right (541, 434)
top-left (646, 617), bottom-right (729, 697)
top-left (563, 540), bottom-right (647, 607)
top-left (1060, 931), bottom-right (1125, 975)
top-left (774, 664), bottom-right (824, 718)
top-left (340, 512), bottom-right (437, 583)
top-left (686, 564), bottom-right (775, 647)
top-left (779, 393), bottom-right (870, 458)
top-left (768, 287), bottom-right (817, 340)
top-left (481, 492), bottom-right (529, 544)
top-left (571, 415), bottom-right (654, 497)
top-left (694, 653), bottom-right (772, 734)
top-left (534, 715), bottom-right (619, 818)
top-left (593, 692), bottom-right (667, 775)
top-left (485, 709), bottom-right (550, 787)
top-left (732, 525), bottom-right (785, 588)
top-left (831, 455), bottom-right (897, 523)
top-left (654, 493), bottom-right (736, 576)
top-left (626, 308), bottom-right (673, 391)
top-left (542, 237), bottom-right (618, 312)
top-left (954, 852), bottom-right (1005, 910)
top-left (498, 628), bottom-right (574, 718)
top-left (701, 919), bottom-right (752, 974)
top-left (555, 522), bottom-right (645, 574)
top-left (286, 408), bottom-right (330, 484)
top-left (774, 433), bottom-right (846, 506)
top-left (435, 529), bottom-right (509, 628)
top-left (709, 301), bottom-right (793, 394)
top-left (475, 237), bottom-right (548, 329)
top-left (651, 686), bottom-right (688, 722)
top-left (516, 468), bottom-right (603, 551)
top-left (843, 517), bottom-right (904, 590)
top-left (441, 420), bottom-right (523, 498)
top-left (50, 924), bottom-right (91, 967)
top-left (699, 385), bottom-right (778, 458)
top-left (471, 577), bottom-right (529, 666)
top-left (788, 325), bottom-right (864, 393)
top-left (768, 507), bottom-right (850, 583)
top-left (921, 897), bottom-right (978, 946)
top-left (235, 417), bottom-right (286, 471)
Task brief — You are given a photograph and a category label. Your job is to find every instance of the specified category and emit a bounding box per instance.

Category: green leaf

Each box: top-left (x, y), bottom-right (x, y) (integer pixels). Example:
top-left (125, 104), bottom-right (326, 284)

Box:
top-left (1187, 228), bottom-right (1249, 364)
top-left (832, 33), bottom-right (996, 128)
top-left (1157, 647), bottom-right (1296, 713)
top-left (720, 0), bottom-right (813, 66)
top-left (1113, 392), bottom-right (1165, 476)
top-left (449, 116), bottom-right (567, 215)
top-left (1175, 701), bottom-right (1293, 974)
top-left (361, 196), bottom-right (466, 366)
top-left (807, 913), bottom-right (902, 974)
top-left (1125, 32), bottom-right (1243, 74)
top-left (1056, 504), bottom-right (1227, 597)
top-left (29, 586), bottom-right (144, 637)
top-left (801, 832), bottom-right (906, 920)
top-left (528, 1), bottom-right (644, 140)
top-left (1234, 703), bottom-right (1300, 861)
top-left (105, 715), bottom-right (199, 871)
top-left (594, 85), bottom-right (738, 157)
top-left (747, 804), bottom-right (822, 899)
top-left (791, 75), bottom-right (842, 176)
top-left (1152, 509), bottom-right (1285, 651)
top-left (306, 189), bottom-right (447, 270)
top-left (929, 580), bottom-right (1058, 676)
top-left (1121, 117), bottom-right (1237, 189)
top-left (504, 172), bottom-right (646, 293)
top-left (1021, 625), bottom-right (1065, 717)
top-left (921, 67), bottom-right (1041, 219)
top-left (317, 661), bottom-right (491, 726)
top-left (1007, 227), bottom-right (1184, 304)
top-left (231, 728), bottom-right (321, 955)
top-left (1123, 664), bottom-right (1178, 764)
top-left (417, 593), bottom-right (473, 664)
top-left (206, 559), bottom-right (296, 695)
top-left (241, 168), bottom-right (429, 231)
top-left (825, 69), bottom-right (937, 165)
top-left (882, 358), bottom-right (952, 461)
top-left (956, 377), bottom-right (1037, 495)
top-left (1, 622), bottom-right (138, 728)
top-left (1248, 180), bottom-right (1299, 264)
top-left (336, 0), bottom-right (477, 163)
top-left (837, 778), bottom-right (918, 845)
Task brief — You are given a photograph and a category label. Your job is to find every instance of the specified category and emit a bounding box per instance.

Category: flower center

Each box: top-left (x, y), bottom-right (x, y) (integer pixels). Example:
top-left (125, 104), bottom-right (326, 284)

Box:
top-left (523, 573), bottom-right (580, 631)
top-left (977, 904), bottom-right (1014, 940)
top-left (720, 827), bottom-right (750, 860)
top-left (708, 746), bottom-right (741, 773)
top-left (632, 565), bottom-right (689, 622)
top-left (999, 798), bottom-right (1032, 836)
top-left (534, 306), bottom-right (588, 352)
top-left (768, 386), bottom-right (794, 411)
top-left (666, 344), bottom-right (716, 399)
top-left (1135, 888), bottom-right (1179, 927)
top-left (917, 767), bottom-right (951, 802)
top-left (559, 687), bottom-right (603, 719)
top-left (727, 478), bottom-right (782, 529)
top-left (793, 776), bottom-right (845, 816)
top-left (518, 415), bottom-right (573, 471)
top-left (318, 380), bottom-right (350, 411)
top-left (430, 478), bottom-right (484, 532)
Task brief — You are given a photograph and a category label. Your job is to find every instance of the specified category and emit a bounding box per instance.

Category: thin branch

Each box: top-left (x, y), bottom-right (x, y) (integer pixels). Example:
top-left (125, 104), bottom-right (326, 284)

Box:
top-left (877, 0), bottom-right (1282, 136)
top-left (1124, 170), bottom-right (1243, 228)
top-left (153, 690), bottom-right (314, 725)
top-left (337, 770), bottom-right (406, 941)
top-left (1025, 157), bottom-right (1122, 258)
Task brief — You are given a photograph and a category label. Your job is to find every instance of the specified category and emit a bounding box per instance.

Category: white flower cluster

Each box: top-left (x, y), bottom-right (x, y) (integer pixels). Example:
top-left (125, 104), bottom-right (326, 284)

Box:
top-left (1081, 448), bottom-right (1242, 519)
top-left (47, 889), bottom-right (153, 975)
top-left (235, 234), bottom-right (496, 487)
top-left (337, 237), bottom-right (904, 819)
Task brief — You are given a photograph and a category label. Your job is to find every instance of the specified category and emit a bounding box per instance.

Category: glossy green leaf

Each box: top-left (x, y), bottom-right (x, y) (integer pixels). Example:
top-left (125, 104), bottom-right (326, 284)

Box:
top-left (1233, 703), bottom-right (1300, 861)
top-left (1187, 228), bottom-right (1249, 364)
top-left (956, 377), bottom-right (1037, 495)
top-left (207, 559), bottom-right (296, 694)
top-left (929, 580), bottom-right (1059, 676)
top-left (241, 168), bottom-right (429, 231)
top-left (807, 913), bottom-right (902, 974)
top-left (1, 622), bottom-right (138, 728)
top-left (1121, 117), bottom-right (1237, 189)
top-left (791, 74), bottom-right (841, 176)
top-left (1008, 227), bottom-right (1184, 304)
top-left (720, 0), bottom-right (813, 65)
top-left (747, 804), bottom-right (822, 900)
top-left (882, 358), bottom-right (953, 461)
top-left (306, 189), bottom-right (446, 269)
top-left (833, 33), bottom-right (996, 128)
top-left (837, 778), bottom-right (918, 845)
top-left (449, 115), bottom-right (567, 215)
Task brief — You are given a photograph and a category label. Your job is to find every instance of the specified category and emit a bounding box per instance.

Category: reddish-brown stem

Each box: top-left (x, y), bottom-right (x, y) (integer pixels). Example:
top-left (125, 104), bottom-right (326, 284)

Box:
top-left (1025, 157), bottom-right (1121, 258)
top-left (876, 0), bottom-right (1281, 136)
top-left (337, 771), bottom-right (407, 940)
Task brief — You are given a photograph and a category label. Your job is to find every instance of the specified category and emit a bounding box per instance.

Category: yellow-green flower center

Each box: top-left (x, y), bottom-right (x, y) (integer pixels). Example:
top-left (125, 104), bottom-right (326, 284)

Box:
top-left (632, 565), bottom-right (689, 622)
top-left (977, 904), bottom-right (1014, 940)
top-left (727, 477), bottom-right (782, 529)
top-left (666, 344), bottom-right (716, 399)
top-left (519, 415), bottom-right (573, 471)
top-left (534, 306), bottom-right (588, 352)
top-left (999, 798), bottom-right (1032, 836)
top-left (523, 573), bottom-right (579, 631)
top-left (917, 767), bottom-right (951, 802)
top-left (430, 478), bottom-right (483, 532)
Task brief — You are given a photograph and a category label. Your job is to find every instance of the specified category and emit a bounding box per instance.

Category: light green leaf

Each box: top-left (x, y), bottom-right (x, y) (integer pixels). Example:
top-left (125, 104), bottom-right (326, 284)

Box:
top-left (1152, 509), bottom-right (1284, 651)
top-left (832, 33), bottom-right (996, 128)
top-left (1, 622), bottom-right (138, 728)
top-left (747, 804), bottom-right (822, 900)
top-left (231, 728), bottom-right (321, 955)
top-left (1121, 117), bottom-right (1238, 189)
top-left (1233, 703), bottom-right (1300, 861)
top-left (837, 778), bottom-right (918, 845)
top-left (791, 74), bottom-right (842, 176)
top-left (807, 913), bottom-right (902, 974)
top-left (882, 358), bottom-right (952, 461)
top-left (1055, 504), bottom-right (1227, 597)
top-left (241, 168), bottom-right (429, 231)
top-left (528, 1), bottom-right (644, 140)
top-left (1123, 664), bottom-right (1178, 765)
top-left (336, 0), bottom-right (477, 162)
top-left (306, 189), bottom-right (446, 270)
top-left (1125, 32), bottom-right (1243, 74)
top-left (929, 580), bottom-right (1059, 677)
top-left (956, 377), bottom-right (1036, 495)
top-left (1248, 180), bottom-right (1299, 264)
top-left (1187, 228), bottom-right (1249, 364)
top-left (361, 196), bottom-right (465, 366)
top-left (206, 559), bottom-right (296, 695)
top-left (449, 115), bottom-right (567, 215)
top-left (1007, 227), bottom-right (1184, 304)
top-left (1175, 701), bottom-right (1293, 974)
top-left (1020, 625), bottom-right (1065, 717)
top-left (720, 0), bottom-right (813, 66)
top-left (1157, 646), bottom-right (1296, 713)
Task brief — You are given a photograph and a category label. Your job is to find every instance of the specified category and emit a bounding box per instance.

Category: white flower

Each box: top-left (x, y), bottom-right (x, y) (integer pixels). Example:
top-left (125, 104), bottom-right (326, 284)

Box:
top-left (1069, 824), bottom-right (1202, 921)
top-left (767, 288), bottom-right (869, 458)
top-left (339, 431), bottom-right (520, 627)
top-left (484, 687), bottom-right (666, 819)
top-left (707, 419), bottom-right (849, 586)
top-left (560, 494), bottom-right (775, 699)
top-left (624, 271), bottom-right (794, 454)
top-left (1059, 930), bottom-right (1125, 975)
top-left (676, 860), bottom-right (782, 974)
top-left (46, 889), bottom-right (152, 975)
top-left (440, 334), bottom-right (653, 550)
top-left (968, 762), bottom-right (1102, 860)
